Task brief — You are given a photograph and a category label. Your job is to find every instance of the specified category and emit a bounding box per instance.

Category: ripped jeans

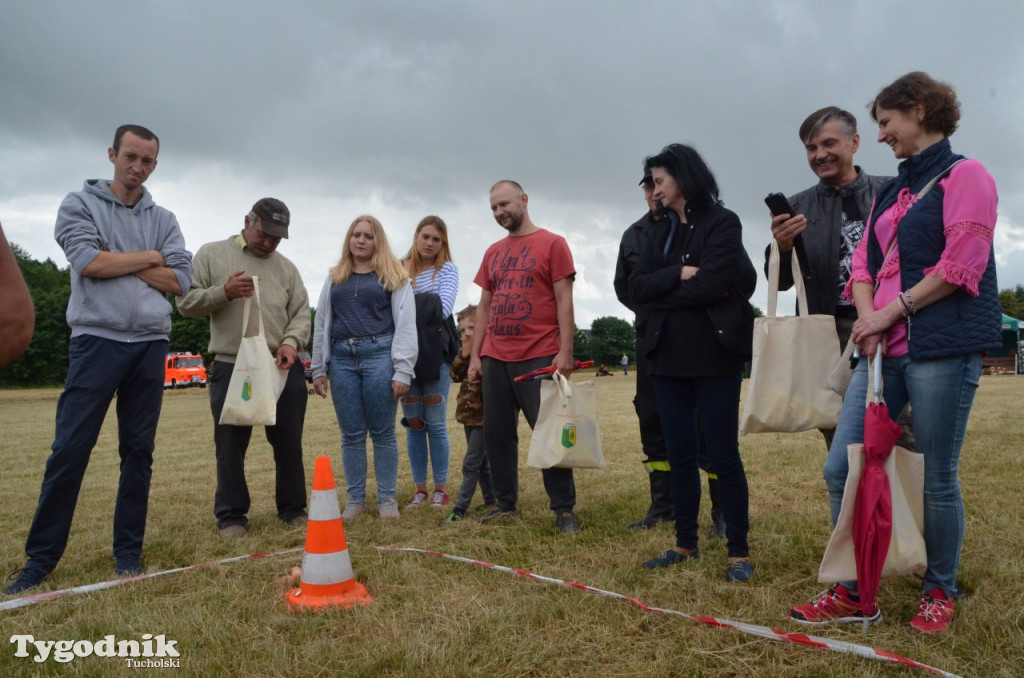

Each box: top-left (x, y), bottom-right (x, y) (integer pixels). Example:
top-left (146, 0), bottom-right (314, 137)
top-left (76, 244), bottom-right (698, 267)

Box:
top-left (401, 363), bottom-right (451, 486)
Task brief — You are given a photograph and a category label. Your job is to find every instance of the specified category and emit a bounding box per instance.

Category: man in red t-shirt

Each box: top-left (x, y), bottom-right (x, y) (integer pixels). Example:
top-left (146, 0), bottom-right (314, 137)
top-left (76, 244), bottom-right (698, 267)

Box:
top-left (467, 180), bottom-right (579, 533)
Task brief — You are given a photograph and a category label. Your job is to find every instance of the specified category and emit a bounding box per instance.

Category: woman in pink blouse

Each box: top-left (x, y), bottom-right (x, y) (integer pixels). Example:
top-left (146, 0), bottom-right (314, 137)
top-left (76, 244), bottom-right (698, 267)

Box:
top-left (790, 72), bottom-right (1000, 635)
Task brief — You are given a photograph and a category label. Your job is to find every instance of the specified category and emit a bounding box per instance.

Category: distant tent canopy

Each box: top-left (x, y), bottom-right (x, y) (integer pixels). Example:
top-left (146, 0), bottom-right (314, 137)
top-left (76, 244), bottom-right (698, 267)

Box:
top-left (985, 313), bottom-right (1022, 374)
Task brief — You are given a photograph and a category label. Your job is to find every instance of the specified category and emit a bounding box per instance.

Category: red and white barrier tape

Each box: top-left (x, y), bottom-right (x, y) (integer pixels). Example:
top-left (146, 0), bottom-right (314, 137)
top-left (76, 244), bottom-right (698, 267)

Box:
top-left (0, 548), bottom-right (302, 612)
top-left (375, 546), bottom-right (963, 678)
top-left (2, 543), bottom-right (964, 677)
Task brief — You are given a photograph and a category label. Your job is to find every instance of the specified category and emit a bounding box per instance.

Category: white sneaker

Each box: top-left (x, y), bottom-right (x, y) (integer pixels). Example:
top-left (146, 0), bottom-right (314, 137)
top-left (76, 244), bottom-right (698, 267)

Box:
top-left (341, 501), bottom-right (367, 521)
top-left (378, 499), bottom-right (400, 519)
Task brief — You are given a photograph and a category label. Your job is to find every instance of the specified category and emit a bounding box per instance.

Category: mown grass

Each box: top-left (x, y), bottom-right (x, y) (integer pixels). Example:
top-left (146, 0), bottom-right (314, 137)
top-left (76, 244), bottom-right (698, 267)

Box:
top-left (1, 374), bottom-right (1022, 677)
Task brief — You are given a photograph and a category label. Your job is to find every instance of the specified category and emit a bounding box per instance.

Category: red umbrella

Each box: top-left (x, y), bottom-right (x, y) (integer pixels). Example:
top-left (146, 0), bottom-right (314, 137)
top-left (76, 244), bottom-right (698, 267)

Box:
top-left (513, 360), bottom-right (594, 382)
top-left (851, 345), bottom-right (904, 627)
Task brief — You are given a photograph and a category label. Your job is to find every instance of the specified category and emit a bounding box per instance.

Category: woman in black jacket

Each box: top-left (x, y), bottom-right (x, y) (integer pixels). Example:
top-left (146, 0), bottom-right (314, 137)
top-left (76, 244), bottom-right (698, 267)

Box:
top-left (628, 144), bottom-right (756, 582)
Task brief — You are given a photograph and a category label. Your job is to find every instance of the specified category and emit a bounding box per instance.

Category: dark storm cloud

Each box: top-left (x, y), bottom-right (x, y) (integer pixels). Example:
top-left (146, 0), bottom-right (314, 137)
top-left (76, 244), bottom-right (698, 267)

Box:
top-left (2, 0), bottom-right (1022, 324)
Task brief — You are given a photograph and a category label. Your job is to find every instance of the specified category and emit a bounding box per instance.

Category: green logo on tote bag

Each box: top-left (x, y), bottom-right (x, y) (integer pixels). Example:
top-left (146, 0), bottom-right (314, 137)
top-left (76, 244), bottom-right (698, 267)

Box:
top-left (241, 376), bottom-right (253, 402)
top-left (561, 423), bottom-right (576, 448)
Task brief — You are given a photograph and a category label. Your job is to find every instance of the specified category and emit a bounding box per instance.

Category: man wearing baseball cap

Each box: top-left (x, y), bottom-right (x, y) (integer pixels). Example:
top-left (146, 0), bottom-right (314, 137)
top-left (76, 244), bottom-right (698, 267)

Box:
top-left (178, 198), bottom-right (311, 537)
top-left (613, 172), bottom-right (673, 530)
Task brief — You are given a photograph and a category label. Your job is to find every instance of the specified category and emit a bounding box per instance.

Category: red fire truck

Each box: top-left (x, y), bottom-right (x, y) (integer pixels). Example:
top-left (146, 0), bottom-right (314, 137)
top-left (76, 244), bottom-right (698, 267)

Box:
top-left (164, 353), bottom-right (208, 389)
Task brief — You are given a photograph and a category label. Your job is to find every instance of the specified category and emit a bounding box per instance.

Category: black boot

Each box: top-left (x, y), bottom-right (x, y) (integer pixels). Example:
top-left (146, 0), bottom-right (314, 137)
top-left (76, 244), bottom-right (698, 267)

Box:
top-left (707, 476), bottom-right (727, 539)
top-left (628, 470), bottom-right (674, 530)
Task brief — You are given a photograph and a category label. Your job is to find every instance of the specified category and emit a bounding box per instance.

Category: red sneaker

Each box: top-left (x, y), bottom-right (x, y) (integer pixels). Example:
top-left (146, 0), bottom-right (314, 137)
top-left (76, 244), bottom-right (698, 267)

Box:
top-left (789, 584), bottom-right (882, 625)
top-left (430, 490), bottom-right (450, 507)
top-left (909, 589), bottom-right (954, 635)
top-left (406, 491), bottom-right (428, 508)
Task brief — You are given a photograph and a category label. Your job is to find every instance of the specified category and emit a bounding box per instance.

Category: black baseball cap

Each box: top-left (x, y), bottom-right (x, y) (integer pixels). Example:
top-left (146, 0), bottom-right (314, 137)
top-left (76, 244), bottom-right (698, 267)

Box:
top-left (639, 170), bottom-right (653, 187)
top-left (251, 198), bottom-right (290, 238)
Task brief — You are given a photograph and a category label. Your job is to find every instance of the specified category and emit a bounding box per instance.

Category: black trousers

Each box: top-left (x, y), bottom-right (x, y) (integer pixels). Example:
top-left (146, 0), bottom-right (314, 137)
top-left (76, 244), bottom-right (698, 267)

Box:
top-left (637, 333), bottom-right (716, 475)
top-left (634, 337), bottom-right (668, 467)
top-left (208, 360), bottom-right (308, 528)
top-left (481, 355), bottom-right (576, 513)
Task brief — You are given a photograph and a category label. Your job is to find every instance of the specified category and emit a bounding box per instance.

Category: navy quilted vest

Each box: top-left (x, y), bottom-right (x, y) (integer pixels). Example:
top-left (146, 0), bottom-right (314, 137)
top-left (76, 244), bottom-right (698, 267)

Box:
top-left (866, 139), bottom-right (1000, 360)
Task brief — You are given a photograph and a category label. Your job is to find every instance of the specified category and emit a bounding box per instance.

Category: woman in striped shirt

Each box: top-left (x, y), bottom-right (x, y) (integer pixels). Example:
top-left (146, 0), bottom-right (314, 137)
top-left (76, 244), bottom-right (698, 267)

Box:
top-left (401, 216), bottom-right (460, 508)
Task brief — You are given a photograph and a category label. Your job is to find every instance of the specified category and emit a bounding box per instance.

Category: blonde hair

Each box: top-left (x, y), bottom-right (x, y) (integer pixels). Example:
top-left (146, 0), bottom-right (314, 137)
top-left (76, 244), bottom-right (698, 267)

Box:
top-left (329, 215), bottom-right (408, 291)
top-left (404, 215), bottom-right (454, 289)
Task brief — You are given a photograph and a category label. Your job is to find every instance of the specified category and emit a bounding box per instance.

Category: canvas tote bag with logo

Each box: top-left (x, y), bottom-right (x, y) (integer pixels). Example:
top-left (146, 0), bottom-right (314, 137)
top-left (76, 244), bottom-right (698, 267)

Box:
top-left (219, 276), bottom-right (288, 426)
top-left (527, 371), bottom-right (605, 470)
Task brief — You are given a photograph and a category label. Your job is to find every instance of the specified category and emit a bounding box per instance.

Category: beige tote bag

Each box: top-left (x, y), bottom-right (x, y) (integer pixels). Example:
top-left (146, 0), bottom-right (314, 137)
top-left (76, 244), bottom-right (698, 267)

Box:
top-left (739, 241), bottom-right (843, 434)
top-left (219, 276), bottom-right (288, 426)
top-left (818, 352), bottom-right (927, 583)
top-left (527, 372), bottom-right (605, 470)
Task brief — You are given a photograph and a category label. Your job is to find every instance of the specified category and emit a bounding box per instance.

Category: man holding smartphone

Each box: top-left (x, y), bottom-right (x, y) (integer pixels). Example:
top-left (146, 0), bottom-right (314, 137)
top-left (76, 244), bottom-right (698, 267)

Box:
top-left (765, 106), bottom-right (888, 449)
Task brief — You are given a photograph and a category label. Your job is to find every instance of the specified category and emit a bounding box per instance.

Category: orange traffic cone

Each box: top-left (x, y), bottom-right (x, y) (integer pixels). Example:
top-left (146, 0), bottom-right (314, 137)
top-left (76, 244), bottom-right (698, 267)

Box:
top-left (286, 456), bottom-right (373, 610)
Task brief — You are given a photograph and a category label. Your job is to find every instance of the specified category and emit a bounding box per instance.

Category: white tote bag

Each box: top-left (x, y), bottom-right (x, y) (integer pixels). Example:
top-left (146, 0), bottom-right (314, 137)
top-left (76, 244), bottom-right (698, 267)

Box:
top-left (527, 372), bottom-right (605, 470)
top-left (818, 352), bottom-right (927, 582)
top-left (219, 276), bottom-right (288, 426)
top-left (739, 241), bottom-right (843, 434)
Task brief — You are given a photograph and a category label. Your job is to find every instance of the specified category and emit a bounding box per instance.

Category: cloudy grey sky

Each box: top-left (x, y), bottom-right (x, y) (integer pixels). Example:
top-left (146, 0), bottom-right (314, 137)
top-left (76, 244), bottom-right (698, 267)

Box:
top-left (3, 0), bottom-right (1022, 327)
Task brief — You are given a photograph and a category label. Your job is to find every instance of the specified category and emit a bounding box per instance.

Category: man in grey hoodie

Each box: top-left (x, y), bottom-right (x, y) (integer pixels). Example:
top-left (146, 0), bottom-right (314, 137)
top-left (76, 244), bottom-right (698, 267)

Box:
top-left (4, 124), bottom-right (192, 595)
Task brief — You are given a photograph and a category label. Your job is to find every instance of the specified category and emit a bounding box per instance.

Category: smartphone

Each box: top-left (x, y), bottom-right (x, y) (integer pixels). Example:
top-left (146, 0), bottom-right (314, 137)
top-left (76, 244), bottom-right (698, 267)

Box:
top-left (764, 192), bottom-right (796, 218)
top-left (764, 192), bottom-right (812, 280)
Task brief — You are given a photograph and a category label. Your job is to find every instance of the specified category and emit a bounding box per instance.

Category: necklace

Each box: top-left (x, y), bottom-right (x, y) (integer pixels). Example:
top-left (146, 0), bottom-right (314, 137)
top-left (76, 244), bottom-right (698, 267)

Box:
top-left (352, 271), bottom-right (373, 297)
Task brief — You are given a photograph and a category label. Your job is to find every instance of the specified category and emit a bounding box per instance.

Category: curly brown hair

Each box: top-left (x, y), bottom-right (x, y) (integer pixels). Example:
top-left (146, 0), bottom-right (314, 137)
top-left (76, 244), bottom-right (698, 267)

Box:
top-left (869, 71), bottom-right (960, 137)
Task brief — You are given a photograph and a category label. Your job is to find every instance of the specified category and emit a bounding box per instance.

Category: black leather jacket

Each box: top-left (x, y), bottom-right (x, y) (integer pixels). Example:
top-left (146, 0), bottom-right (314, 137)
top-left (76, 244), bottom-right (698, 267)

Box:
top-left (763, 167), bottom-right (889, 315)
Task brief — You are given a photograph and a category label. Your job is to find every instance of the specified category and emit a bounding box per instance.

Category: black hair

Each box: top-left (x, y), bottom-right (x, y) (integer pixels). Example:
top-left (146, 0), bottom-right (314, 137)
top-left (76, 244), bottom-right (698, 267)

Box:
top-left (642, 143), bottom-right (720, 211)
top-left (113, 124), bottom-right (160, 154)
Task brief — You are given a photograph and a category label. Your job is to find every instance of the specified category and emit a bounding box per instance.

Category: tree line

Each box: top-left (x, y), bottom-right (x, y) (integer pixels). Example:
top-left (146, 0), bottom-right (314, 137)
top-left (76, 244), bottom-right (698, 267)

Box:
top-left (0, 244), bottom-right (218, 387)
top-left (2, 244), bottom-right (1021, 387)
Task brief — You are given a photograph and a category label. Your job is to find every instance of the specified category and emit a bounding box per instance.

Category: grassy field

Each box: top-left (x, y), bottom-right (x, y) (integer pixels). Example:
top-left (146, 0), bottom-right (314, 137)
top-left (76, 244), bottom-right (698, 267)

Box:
top-left (1, 373), bottom-right (1021, 677)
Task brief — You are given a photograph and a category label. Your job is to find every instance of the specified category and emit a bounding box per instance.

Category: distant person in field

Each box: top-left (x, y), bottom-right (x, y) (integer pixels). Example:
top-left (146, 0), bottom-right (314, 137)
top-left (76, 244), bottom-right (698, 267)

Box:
top-left (621, 353), bottom-right (629, 375)
top-left (0, 220), bottom-right (35, 367)
top-left (467, 180), bottom-right (581, 534)
top-left (178, 198), bottom-right (311, 538)
top-left (595, 364), bottom-right (613, 377)
top-left (439, 304), bottom-right (497, 524)
top-left (6, 124), bottom-right (192, 595)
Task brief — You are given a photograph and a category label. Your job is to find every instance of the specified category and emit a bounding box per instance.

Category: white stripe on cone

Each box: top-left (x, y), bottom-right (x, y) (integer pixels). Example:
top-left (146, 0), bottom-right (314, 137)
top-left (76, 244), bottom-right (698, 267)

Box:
top-left (300, 550), bottom-right (355, 586)
top-left (309, 487), bottom-right (341, 520)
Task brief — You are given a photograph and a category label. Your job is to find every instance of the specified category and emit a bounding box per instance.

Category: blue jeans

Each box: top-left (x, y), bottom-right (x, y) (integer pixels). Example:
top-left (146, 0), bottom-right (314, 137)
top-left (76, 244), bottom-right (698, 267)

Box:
top-left (23, 336), bottom-right (167, 568)
top-left (654, 374), bottom-right (749, 558)
top-left (401, 362), bottom-right (451, 486)
top-left (329, 334), bottom-right (399, 504)
top-left (823, 353), bottom-right (981, 596)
